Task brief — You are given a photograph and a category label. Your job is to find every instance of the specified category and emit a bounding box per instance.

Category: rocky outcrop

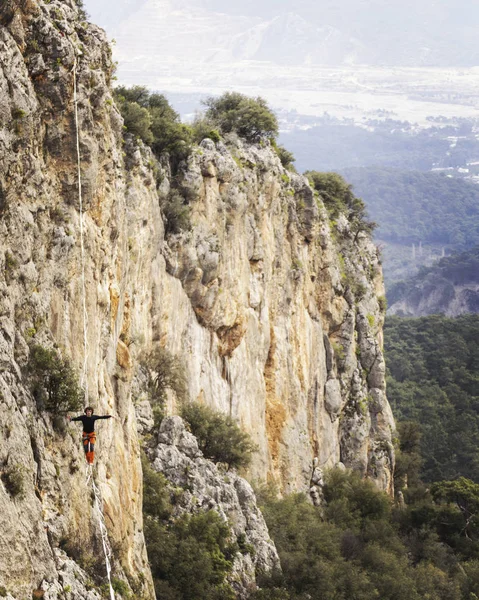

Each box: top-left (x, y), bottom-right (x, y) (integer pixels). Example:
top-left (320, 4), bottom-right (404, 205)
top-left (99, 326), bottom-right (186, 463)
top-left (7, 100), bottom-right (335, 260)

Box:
top-left (0, 0), bottom-right (394, 596)
top-left (388, 246), bottom-right (479, 317)
top-left (148, 416), bottom-right (280, 598)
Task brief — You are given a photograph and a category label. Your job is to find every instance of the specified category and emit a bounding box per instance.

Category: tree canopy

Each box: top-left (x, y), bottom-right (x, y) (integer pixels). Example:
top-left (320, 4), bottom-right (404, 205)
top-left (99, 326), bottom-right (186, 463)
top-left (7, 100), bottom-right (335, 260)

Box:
top-left (385, 314), bottom-right (479, 483)
top-left (203, 92), bottom-right (278, 142)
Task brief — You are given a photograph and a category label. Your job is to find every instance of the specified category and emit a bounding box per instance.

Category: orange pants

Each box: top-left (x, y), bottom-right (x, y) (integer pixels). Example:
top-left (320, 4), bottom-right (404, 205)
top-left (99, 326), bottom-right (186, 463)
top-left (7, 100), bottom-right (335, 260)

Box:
top-left (82, 432), bottom-right (96, 465)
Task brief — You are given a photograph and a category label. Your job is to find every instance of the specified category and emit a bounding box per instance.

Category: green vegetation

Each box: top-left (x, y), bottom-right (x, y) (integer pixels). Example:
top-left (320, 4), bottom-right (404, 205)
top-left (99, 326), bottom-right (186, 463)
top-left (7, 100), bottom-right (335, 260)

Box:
top-left (114, 86), bottom-right (192, 163)
top-left (189, 115), bottom-right (221, 144)
top-left (4, 250), bottom-right (18, 280)
top-left (27, 345), bottom-right (83, 415)
top-left (74, 0), bottom-right (89, 20)
top-left (271, 140), bottom-right (296, 170)
top-left (1, 463), bottom-right (27, 499)
top-left (181, 403), bottom-right (256, 469)
top-left (162, 190), bottom-right (192, 236)
top-left (203, 92), bottom-right (278, 143)
top-left (110, 578), bottom-right (131, 599)
top-left (143, 347), bottom-right (188, 424)
top-left (305, 171), bottom-right (376, 236)
top-left (256, 468), bottom-right (479, 600)
top-left (385, 315), bottom-right (479, 483)
top-left (115, 87), bottom-right (279, 166)
top-left (142, 454), bottom-right (236, 599)
top-left (0, 586), bottom-right (6, 597)
top-left (342, 167), bottom-right (479, 248)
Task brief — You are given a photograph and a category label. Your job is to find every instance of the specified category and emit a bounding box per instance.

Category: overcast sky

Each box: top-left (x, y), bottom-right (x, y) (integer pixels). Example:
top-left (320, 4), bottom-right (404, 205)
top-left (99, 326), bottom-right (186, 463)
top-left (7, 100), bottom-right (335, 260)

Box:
top-left (84, 0), bottom-right (479, 69)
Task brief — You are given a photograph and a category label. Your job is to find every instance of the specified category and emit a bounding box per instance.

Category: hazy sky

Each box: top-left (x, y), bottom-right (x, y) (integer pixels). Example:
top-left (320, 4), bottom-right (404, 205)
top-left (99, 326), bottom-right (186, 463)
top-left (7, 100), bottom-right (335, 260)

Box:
top-left (82, 0), bottom-right (479, 128)
top-left (84, 0), bottom-right (479, 68)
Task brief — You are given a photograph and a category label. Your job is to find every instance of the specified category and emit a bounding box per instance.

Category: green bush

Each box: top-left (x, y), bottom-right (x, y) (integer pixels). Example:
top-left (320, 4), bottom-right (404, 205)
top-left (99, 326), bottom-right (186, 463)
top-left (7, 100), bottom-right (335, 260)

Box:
top-left (27, 345), bottom-right (83, 414)
top-left (145, 511), bottom-right (236, 600)
top-left (203, 92), bottom-right (278, 143)
top-left (161, 190), bottom-right (192, 236)
top-left (143, 347), bottom-right (188, 424)
top-left (1, 464), bottom-right (27, 498)
top-left (118, 101), bottom-right (153, 144)
top-left (306, 171), bottom-right (376, 236)
top-left (114, 86), bottom-right (192, 163)
top-left (191, 116), bottom-right (221, 144)
top-left (141, 452), bottom-right (172, 521)
top-left (74, 0), bottom-right (89, 20)
top-left (181, 403), bottom-right (256, 469)
top-left (271, 140), bottom-right (296, 170)
top-left (111, 578), bottom-right (131, 599)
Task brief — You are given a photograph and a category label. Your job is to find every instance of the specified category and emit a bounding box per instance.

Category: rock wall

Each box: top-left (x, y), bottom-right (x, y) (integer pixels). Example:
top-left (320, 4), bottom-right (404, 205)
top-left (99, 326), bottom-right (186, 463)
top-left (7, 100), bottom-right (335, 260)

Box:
top-left (0, 0), bottom-right (394, 597)
top-left (0, 0), bottom-right (154, 597)
top-left (155, 137), bottom-right (395, 496)
top-left (148, 416), bottom-right (280, 599)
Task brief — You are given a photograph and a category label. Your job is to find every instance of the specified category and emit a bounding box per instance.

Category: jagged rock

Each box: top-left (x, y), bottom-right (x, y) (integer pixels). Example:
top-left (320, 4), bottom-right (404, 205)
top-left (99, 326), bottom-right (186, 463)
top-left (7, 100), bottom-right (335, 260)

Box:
top-left (324, 378), bottom-right (342, 417)
top-left (150, 417), bottom-right (280, 597)
top-left (157, 414), bottom-right (201, 458)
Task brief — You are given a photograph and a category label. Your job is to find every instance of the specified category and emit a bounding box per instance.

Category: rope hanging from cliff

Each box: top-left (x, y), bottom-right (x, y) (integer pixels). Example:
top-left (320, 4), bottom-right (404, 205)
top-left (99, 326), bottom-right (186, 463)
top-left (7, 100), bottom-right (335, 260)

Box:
top-left (89, 465), bottom-right (116, 600)
top-left (72, 57), bottom-right (89, 402)
top-left (72, 55), bottom-right (116, 600)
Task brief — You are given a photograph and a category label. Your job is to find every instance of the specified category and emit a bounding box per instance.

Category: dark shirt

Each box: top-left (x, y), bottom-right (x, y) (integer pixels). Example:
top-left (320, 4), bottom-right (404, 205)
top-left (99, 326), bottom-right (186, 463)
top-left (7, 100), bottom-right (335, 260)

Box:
top-left (71, 415), bottom-right (111, 433)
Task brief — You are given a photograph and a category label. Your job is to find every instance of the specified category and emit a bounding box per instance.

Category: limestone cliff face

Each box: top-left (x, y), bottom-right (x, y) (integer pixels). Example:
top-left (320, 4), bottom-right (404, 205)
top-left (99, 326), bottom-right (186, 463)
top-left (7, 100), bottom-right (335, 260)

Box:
top-left (156, 138), bottom-right (395, 496)
top-left (0, 1), bottom-right (153, 597)
top-left (0, 0), bottom-right (394, 597)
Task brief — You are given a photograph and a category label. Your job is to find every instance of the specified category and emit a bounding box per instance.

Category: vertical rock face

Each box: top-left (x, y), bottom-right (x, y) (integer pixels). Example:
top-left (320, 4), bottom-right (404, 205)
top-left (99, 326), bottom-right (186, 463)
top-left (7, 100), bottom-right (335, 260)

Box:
top-left (0, 0), bottom-right (154, 597)
top-left (0, 0), bottom-right (394, 597)
top-left (157, 139), bottom-right (395, 496)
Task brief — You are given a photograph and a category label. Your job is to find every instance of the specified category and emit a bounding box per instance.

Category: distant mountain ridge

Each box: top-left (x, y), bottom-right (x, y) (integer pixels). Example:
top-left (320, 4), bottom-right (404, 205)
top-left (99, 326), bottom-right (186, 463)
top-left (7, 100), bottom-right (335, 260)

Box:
top-left (85, 0), bottom-right (479, 67)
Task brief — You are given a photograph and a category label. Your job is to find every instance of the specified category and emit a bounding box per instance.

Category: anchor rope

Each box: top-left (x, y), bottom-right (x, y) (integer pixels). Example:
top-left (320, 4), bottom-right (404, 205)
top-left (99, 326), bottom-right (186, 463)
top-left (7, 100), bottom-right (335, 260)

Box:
top-left (73, 56), bottom-right (115, 600)
top-left (72, 57), bottom-right (89, 400)
top-left (90, 465), bottom-right (116, 600)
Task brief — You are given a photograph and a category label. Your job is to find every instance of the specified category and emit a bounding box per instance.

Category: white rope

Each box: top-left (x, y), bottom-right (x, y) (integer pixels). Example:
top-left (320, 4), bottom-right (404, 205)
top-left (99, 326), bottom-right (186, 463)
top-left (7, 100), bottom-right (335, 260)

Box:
top-left (72, 58), bottom-right (89, 401)
top-left (88, 466), bottom-right (116, 600)
top-left (73, 56), bottom-right (115, 600)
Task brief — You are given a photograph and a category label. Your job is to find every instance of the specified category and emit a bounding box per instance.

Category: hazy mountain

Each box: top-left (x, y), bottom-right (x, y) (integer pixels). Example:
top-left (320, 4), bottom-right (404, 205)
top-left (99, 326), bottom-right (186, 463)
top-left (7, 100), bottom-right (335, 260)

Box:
top-left (387, 247), bottom-right (479, 316)
top-left (85, 0), bottom-right (479, 67)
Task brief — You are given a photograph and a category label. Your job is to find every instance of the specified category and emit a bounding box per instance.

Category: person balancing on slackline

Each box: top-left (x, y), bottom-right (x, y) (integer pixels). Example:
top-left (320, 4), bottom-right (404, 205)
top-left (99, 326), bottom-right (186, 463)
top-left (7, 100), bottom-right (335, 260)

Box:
top-left (68, 407), bottom-right (114, 465)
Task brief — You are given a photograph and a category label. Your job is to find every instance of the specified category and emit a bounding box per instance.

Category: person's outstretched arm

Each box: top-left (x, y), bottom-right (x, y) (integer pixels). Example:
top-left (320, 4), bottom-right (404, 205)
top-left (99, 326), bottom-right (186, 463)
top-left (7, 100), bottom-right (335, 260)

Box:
top-left (68, 415), bottom-right (83, 422)
top-left (93, 415), bottom-right (114, 420)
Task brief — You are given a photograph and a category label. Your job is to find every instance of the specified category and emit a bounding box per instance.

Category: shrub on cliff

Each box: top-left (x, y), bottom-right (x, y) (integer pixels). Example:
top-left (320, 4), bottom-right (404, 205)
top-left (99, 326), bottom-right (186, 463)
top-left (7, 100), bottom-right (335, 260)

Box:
top-left (306, 171), bottom-right (376, 236)
top-left (27, 345), bottom-right (83, 415)
top-left (162, 190), bottom-right (192, 236)
top-left (74, 0), bottom-right (89, 20)
top-left (142, 453), bottom-right (236, 599)
top-left (271, 140), bottom-right (296, 171)
top-left (181, 403), bottom-right (256, 469)
top-left (203, 92), bottom-right (278, 143)
top-left (114, 86), bottom-right (192, 161)
top-left (143, 347), bottom-right (188, 424)
top-left (190, 115), bottom-right (221, 144)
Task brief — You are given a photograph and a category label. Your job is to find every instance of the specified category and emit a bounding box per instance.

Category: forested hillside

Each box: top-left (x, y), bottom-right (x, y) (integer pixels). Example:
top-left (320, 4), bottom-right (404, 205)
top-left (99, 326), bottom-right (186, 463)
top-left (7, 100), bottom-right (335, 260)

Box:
top-left (385, 315), bottom-right (479, 482)
top-left (342, 167), bottom-right (479, 247)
